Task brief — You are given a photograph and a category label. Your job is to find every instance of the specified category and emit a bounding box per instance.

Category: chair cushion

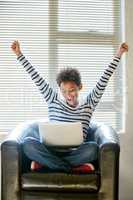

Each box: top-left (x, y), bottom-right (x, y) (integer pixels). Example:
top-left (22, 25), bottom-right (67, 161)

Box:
top-left (21, 171), bottom-right (100, 192)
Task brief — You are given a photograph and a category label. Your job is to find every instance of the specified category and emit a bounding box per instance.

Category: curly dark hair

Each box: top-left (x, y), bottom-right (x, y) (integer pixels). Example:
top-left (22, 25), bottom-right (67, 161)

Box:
top-left (56, 67), bottom-right (82, 87)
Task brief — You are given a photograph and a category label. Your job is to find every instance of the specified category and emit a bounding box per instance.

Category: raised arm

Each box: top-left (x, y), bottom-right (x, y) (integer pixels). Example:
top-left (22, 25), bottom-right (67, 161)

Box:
top-left (11, 40), bottom-right (57, 104)
top-left (87, 43), bottom-right (128, 109)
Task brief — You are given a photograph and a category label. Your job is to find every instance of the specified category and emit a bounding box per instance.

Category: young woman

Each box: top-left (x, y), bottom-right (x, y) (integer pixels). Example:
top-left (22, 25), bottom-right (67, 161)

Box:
top-left (11, 41), bottom-right (128, 173)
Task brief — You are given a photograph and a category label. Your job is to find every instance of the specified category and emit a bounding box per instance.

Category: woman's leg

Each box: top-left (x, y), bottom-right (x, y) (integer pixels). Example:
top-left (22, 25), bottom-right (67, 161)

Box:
top-left (22, 137), bottom-right (71, 172)
top-left (63, 141), bottom-right (98, 166)
top-left (16, 121), bottom-right (70, 172)
top-left (10, 121), bottom-right (41, 143)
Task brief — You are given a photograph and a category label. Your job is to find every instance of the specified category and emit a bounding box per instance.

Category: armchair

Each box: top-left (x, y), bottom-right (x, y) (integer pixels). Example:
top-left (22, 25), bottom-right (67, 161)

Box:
top-left (1, 121), bottom-right (120, 200)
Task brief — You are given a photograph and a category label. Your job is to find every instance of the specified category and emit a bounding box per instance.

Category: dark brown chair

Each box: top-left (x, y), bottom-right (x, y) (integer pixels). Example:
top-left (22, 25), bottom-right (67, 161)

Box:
top-left (1, 121), bottom-right (120, 200)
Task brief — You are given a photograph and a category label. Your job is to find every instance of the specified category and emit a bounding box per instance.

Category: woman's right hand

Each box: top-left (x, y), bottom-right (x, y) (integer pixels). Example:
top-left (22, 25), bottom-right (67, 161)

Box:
top-left (11, 40), bottom-right (22, 57)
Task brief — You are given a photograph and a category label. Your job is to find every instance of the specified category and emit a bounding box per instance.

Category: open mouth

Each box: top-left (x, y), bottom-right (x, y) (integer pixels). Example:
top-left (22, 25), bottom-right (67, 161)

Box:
top-left (67, 98), bottom-right (76, 105)
top-left (67, 98), bottom-right (73, 102)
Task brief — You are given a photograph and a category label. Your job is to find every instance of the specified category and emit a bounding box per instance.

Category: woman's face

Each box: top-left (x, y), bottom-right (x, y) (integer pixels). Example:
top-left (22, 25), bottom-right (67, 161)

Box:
top-left (60, 81), bottom-right (82, 107)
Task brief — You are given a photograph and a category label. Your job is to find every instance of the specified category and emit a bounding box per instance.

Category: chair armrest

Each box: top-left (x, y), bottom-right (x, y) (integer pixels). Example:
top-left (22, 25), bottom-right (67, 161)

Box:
top-left (94, 124), bottom-right (120, 147)
top-left (1, 140), bottom-right (21, 200)
top-left (93, 124), bottom-right (120, 200)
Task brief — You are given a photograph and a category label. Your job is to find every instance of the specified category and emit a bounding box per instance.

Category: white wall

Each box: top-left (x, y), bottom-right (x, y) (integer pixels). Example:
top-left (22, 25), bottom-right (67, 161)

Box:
top-left (119, 1), bottom-right (133, 199)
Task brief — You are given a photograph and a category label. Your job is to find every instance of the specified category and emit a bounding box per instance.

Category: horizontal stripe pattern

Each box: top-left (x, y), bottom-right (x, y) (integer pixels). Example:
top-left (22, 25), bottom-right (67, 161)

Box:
top-left (17, 54), bottom-right (120, 140)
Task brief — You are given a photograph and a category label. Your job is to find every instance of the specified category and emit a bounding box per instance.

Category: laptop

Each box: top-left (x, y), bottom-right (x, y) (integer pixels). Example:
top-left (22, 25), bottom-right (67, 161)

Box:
top-left (38, 121), bottom-right (83, 147)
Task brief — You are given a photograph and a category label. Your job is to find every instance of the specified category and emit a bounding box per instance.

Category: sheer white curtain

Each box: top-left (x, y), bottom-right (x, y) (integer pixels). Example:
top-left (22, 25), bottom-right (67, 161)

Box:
top-left (0, 0), bottom-right (123, 132)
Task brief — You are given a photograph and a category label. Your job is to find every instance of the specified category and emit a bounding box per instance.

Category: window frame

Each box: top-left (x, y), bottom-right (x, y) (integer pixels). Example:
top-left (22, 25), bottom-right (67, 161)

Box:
top-left (49, 0), bottom-right (123, 132)
top-left (0, 0), bottom-right (123, 133)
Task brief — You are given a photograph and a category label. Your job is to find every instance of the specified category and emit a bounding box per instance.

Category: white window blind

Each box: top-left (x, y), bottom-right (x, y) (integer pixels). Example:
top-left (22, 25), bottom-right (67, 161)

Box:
top-left (0, 0), bottom-right (123, 132)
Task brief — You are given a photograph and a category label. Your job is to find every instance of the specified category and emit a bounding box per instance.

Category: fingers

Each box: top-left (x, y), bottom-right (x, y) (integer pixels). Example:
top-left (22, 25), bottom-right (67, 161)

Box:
top-left (11, 40), bottom-right (21, 56)
top-left (11, 41), bottom-right (16, 50)
top-left (15, 40), bottom-right (20, 47)
top-left (121, 42), bottom-right (128, 52)
top-left (11, 40), bottom-right (20, 54)
top-left (11, 40), bottom-right (20, 48)
top-left (11, 42), bottom-right (16, 50)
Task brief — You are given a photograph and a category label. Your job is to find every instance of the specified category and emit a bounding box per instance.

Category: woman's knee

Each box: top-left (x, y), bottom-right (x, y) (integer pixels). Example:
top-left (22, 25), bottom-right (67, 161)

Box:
top-left (22, 137), bottom-right (39, 154)
top-left (81, 141), bottom-right (98, 150)
top-left (81, 142), bottom-right (99, 160)
top-left (27, 122), bottom-right (39, 136)
top-left (20, 122), bottom-right (40, 142)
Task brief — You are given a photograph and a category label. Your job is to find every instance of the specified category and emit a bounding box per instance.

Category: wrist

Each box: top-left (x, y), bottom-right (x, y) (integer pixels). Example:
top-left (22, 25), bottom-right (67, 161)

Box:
top-left (16, 51), bottom-right (22, 57)
top-left (115, 51), bottom-right (122, 58)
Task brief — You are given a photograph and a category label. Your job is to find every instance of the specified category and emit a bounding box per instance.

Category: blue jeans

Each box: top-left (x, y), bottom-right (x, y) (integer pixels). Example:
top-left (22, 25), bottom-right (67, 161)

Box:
top-left (21, 122), bottom-right (98, 172)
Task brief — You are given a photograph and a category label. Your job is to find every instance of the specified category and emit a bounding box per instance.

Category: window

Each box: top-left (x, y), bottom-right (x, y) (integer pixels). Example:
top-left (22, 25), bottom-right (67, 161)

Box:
top-left (0, 0), bottom-right (123, 132)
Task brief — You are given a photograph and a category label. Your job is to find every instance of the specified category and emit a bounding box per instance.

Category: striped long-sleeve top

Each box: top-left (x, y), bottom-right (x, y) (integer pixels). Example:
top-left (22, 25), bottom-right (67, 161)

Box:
top-left (17, 54), bottom-right (120, 141)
